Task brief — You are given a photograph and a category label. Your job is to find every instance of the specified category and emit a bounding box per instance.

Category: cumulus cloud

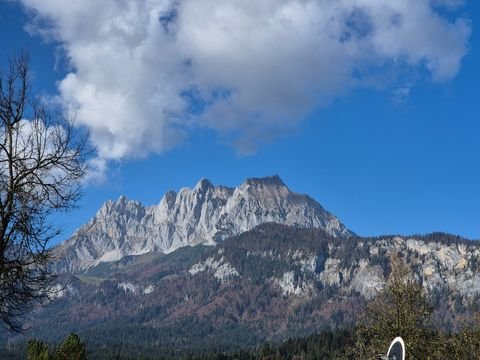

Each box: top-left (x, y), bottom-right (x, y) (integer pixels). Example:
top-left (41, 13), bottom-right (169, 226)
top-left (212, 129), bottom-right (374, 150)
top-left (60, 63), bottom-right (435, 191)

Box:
top-left (18, 0), bottom-right (470, 167)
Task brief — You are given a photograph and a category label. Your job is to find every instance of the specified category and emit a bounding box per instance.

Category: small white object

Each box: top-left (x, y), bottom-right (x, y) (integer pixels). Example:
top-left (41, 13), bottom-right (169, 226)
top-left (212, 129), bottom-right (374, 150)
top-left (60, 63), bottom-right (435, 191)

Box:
top-left (387, 337), bottom-right (405, 360)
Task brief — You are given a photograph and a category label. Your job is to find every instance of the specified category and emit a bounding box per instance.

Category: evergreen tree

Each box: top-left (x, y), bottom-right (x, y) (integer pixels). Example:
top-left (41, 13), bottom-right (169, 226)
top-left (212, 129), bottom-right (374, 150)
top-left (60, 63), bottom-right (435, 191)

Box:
top-left (54, 333), bottom-right (86, 360)
top-left (26, 339), bottom-right (49, 360)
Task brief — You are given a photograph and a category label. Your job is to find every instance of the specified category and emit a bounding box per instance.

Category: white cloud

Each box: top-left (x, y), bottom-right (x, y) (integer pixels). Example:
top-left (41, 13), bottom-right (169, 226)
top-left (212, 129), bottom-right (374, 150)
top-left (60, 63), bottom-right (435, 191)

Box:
top-left (431, 0), bottom-right (466, 10)
top-left (18, 0), bottom-right (470, 169)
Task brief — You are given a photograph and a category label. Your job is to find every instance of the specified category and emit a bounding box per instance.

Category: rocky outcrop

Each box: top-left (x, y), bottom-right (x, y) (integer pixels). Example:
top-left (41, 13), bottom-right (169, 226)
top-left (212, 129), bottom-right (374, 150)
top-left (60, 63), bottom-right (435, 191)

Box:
top-left (54, 175), bottom-right (353, 273)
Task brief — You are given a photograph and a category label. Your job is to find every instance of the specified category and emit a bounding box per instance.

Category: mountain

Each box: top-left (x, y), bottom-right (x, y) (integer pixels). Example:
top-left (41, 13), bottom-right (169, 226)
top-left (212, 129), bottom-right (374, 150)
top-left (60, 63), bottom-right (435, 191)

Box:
top-left (53, 175), bottom-right (353, 273)
top-left (5, 176), bottom-right (480, 358)
top-left (18, 224), bottom-right (480, 359)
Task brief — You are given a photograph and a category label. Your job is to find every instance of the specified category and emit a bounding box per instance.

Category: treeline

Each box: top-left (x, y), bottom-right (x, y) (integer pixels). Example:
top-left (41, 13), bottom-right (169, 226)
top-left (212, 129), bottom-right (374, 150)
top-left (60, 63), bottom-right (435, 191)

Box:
top-left (27, 333), bottom-right (86, 360)
top-left (0, 330), bottom-right (349, 360)
top-left (192, 330), bottom-right (350, 360)
top-left (0, 333), bottom-right (86, 360)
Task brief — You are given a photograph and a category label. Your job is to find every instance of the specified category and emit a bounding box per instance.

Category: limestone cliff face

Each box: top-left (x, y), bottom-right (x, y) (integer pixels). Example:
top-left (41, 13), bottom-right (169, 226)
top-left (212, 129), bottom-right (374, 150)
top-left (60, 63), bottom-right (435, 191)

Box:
top-left (54, 176), bottom-right (353, 273)
top-left (187, 228), bottom-right (480, 301)
top-left (311, 236), bottom-right (480, 300)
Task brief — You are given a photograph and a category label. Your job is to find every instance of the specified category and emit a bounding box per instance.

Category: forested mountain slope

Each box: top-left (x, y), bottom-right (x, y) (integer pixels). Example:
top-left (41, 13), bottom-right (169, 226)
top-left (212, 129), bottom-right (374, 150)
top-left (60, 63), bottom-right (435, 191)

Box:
top-left (15, 224), bottom-right (480, 358)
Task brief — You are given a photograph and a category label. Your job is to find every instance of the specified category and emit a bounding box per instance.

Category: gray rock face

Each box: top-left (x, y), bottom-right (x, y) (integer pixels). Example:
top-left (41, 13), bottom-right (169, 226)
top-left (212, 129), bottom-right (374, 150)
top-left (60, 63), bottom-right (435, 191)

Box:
top-left (315, 236), bottom-right (480, 300)
top-left (187, 228), bottom-right (480, 302)
top-left (54, 175), bottom-right (353, 273)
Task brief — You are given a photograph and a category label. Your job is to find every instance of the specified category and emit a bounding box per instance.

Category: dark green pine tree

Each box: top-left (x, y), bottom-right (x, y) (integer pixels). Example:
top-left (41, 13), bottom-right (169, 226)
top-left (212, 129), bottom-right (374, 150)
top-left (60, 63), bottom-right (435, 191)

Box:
top-left (26, 339), bottom-right (49, 360)
top-left (54, 333), bottom-right (86, 360)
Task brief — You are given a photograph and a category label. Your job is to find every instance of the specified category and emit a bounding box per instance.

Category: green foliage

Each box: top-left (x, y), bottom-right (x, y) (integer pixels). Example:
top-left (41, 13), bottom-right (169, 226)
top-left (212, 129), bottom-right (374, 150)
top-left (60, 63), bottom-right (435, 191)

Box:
top-left (26, 340), bottom-right (49, 360)
top-left (54, 333), bottom-right (86, 360)
top-left (340, 258), bottom-right (480, 359)
top-left (448, 314), bottom-right (480, 359)
top-left (341, 259), bottom-right (438, 359)
top-left (24, 334), bottom-right (87, 360)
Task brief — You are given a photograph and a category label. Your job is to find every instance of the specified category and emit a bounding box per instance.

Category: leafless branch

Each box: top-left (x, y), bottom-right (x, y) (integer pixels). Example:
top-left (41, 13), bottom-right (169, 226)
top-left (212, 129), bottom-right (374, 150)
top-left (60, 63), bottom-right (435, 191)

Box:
top-left (0, 51), bottom-right (89, 332)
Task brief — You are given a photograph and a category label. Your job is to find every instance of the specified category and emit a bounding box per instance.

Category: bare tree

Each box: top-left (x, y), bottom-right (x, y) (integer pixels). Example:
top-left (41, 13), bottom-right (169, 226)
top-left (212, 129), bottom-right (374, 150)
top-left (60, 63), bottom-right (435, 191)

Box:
top-left (0, 51), bottom-right (88, 332)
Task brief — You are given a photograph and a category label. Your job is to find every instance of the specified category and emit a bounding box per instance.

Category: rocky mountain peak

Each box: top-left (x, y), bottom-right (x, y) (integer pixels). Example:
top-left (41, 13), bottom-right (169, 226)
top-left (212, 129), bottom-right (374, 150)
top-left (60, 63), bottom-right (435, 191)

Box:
top-left (244, 175), bottom-right (286, 188)
top-left (117, 194), bottom-right (129, 203)
top-left (195, 178), bottom-right (214, 191)
top-left (160, 190), bottom-right (177, 209)
top-left (96, 195), bottom-right (144, 219)
top-left (54, 176), bottom-right (354, 273)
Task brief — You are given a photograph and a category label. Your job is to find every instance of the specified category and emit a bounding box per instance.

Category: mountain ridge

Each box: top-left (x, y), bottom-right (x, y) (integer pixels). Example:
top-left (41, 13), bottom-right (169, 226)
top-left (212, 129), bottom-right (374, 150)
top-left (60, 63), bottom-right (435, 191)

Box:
top-left (54, 176), bottom-right (354, 273)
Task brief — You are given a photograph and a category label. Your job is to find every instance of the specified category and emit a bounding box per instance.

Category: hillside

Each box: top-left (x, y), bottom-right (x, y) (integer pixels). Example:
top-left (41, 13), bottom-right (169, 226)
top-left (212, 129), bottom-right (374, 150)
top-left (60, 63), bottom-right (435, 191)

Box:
top-left (13, 223), bottom-right (480, 358)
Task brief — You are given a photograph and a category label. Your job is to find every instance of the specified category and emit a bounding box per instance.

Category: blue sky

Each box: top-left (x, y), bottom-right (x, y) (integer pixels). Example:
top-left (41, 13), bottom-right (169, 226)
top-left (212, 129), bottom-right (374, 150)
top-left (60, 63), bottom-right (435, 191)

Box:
top-left (1, 0), bottom-right (479, 241)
